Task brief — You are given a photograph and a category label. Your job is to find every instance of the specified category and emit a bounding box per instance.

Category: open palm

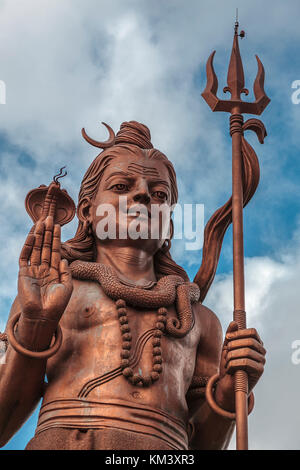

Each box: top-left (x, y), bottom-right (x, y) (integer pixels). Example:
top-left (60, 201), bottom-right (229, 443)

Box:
top-left (18, 216), bottom-right (73, 324)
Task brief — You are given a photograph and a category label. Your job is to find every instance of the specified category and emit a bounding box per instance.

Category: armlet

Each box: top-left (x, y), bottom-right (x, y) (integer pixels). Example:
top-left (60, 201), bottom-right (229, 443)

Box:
top-left (186, 375), bottom-right (210, 400)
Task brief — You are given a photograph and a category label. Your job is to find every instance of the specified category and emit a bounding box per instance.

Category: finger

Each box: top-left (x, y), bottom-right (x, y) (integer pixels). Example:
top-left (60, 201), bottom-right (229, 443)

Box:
top-left (30, 221), bottom-right (45, 266)
top-left (226, 358), bottom-right (264, 376)
top-left (51, 224), bottom-right (61, 270)
top-left (41, 216), bottom-right (54, 267)
top-left (59, 259), bottom-right (72, 288)
top-left (59, 259), bottom-right (72, 284)
top-left (226, 327), bottom-right (263, 345)
top-left (227, 338), bottom-right (266, 356)
top-left (19, 233), bottom-right (35, 267)
top-left (226, 347), bottom-right (266, 366)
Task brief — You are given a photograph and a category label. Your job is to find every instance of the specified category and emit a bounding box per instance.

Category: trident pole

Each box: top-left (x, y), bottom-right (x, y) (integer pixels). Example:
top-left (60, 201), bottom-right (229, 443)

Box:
top-left (202, 20), bottom-right (270, 449)
top-left (231, 106), bottom-right (248, 449)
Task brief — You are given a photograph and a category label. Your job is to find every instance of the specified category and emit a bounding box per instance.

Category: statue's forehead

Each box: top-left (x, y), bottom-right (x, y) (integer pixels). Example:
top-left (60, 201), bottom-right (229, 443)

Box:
top-left (104, 155), bottom-right (169, 179)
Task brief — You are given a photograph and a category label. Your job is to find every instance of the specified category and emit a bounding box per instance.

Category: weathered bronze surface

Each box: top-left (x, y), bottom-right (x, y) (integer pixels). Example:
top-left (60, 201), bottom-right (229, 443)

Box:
top-left (0, 23), bottom-right (268, 450)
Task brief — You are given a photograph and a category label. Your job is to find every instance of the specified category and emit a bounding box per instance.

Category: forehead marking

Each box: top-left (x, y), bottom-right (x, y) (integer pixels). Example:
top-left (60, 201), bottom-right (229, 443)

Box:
top-left (127, 162), bottom-right (160, 177)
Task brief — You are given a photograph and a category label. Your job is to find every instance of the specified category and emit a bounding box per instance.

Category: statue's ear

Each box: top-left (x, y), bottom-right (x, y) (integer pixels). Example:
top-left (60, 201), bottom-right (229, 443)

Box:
top-left (169, 218), bottom-right (174, 240)
top-left (77, 197), bottom-right (92, 223)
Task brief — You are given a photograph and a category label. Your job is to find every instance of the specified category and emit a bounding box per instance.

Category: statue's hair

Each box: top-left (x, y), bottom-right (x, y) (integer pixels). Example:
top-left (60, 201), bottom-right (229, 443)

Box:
top-left (61, 121), bottom-right (189, 281)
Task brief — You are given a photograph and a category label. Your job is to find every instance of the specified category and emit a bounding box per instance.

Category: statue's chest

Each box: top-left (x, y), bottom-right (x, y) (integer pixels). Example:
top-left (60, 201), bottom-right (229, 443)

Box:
top-left (63, 279), bottom-right (173, 329)
top-left (62, 279), bottom-right (201, 358)
top-left (63, 280), bottom-right (118, 329)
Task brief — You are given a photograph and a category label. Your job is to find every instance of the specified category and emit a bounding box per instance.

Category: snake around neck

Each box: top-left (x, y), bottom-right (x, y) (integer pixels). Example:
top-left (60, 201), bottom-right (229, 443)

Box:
top-left (70, 260), bottom-right (200, 336)
top-left (70, 260), bottom-right (200, 388)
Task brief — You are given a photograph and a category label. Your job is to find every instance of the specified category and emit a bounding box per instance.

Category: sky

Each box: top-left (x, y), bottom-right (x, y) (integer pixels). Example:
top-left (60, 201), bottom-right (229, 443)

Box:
top-left (0, 0), bottom-right (299, 450)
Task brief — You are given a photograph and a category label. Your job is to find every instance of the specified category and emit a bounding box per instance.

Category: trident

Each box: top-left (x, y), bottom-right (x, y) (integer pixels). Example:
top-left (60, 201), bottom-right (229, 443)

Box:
top-left (202, 19), bottom-right (270, 450)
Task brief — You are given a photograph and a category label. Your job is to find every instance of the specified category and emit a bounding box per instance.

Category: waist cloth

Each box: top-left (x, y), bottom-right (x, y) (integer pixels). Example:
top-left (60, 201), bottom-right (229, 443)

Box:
top-left (36, 397), bottom-right (189, 450)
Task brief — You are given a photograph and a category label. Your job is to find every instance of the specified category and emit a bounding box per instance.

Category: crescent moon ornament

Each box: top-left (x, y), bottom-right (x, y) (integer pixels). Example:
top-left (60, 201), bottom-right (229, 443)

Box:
top-left (81, 122), bottom-right (116, 149)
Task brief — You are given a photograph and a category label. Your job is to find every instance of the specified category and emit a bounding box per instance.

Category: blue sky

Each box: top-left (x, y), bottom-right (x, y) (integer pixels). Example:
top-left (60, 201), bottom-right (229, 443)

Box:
top-left (0, 0), bottom-right (300, 450)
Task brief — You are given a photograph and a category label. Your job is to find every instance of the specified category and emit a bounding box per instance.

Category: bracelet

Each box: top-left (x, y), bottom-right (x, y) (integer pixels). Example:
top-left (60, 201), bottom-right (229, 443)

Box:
top-left (0, 332), bottom-right (8, 347)
top-left (7, 312), bottom-right (62, 359)
top-left (205, 373), bottom-right (254, 420)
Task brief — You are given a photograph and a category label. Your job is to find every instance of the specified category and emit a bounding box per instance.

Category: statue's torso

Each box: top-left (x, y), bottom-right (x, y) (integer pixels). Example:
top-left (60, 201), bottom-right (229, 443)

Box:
top-left (40, 278), bottom-right (203, 447)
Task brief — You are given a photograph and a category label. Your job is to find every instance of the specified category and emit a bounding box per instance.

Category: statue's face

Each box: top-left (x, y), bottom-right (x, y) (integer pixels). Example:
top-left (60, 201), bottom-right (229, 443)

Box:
top-left (90, 153), bottom-right (172, 254)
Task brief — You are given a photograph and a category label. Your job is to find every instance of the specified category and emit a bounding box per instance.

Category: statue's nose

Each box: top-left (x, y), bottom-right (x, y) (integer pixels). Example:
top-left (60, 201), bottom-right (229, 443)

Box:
top-left (133, 192), bottom-right (151, 205)
top-left (133, 181), bottom-right (151, 205)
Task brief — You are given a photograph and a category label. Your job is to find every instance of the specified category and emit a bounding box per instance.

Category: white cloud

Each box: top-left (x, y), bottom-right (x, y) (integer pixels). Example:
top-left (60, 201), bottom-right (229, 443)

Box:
top-left (205, 224), bottom-right (300, 449)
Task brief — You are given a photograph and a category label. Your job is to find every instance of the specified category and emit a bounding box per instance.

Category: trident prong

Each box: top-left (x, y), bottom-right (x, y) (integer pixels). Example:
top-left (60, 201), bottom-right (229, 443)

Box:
top-left (202, 24), bottom-right (270, 115)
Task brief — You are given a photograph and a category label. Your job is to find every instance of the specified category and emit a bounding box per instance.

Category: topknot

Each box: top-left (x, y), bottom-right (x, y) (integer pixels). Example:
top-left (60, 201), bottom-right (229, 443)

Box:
top-left (115, 121), bottom-right (153, 149)
top-left (81, 120), bottom-right (153, 150)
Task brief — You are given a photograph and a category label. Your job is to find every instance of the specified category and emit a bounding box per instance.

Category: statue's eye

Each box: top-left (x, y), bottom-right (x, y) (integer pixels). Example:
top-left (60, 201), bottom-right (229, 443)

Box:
top-left (111, 183), bottom-right (128, 191)
top-left (153, 191), bottom-right (167, 201)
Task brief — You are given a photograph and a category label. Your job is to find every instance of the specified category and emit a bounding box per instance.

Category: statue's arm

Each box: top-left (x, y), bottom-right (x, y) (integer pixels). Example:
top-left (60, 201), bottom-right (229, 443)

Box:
top-left (0, 216), bottom-right (73, 447)
top-left (0, 296), bottom-right (51, 447)
top-left (186, 304), bottom-right (235, 450)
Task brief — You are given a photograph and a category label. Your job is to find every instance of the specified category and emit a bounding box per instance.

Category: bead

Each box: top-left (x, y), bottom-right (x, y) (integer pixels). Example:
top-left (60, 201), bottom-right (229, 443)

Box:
top-left (153, 330), bottom-right (162, 338)
top-left (122, 332), bottom-right (132, 341)
top-left (121, 359), bottom-right (130, 367)
top-left (152, 338), bottom-right (161, 347)
top-left (121, 350), bottom-right (130, 359)
top-left (153, 356), bottom-right (162, 364)
top-left (122, 367), bottom-right (133, 377)
top-left (158, 307), bottom-right (167, 316)
top-left (151, 371), bottom-right (160, 381)
top-left (142, 375), bottom-right (152, 387)
top-left (121, 325), bottom-right (130, 333)
top-left (130, 374), bottom-right (143, 385)
top-left (153, 347), bottom-right (162, 356)
top-left (116, 299), bottom-right (126, 308)
top-left (156, 322), bottom-right (165, 331)
top-left (153, 364), bottom-right (162, 373)
top-left (122, 341), bottom-right (131, 350)
top-left (157, 315), bottom-right (166, 323)
top-left (119, 316), bottom-right (128, 325)
top-left (117, 308), bottom-right (127, 317)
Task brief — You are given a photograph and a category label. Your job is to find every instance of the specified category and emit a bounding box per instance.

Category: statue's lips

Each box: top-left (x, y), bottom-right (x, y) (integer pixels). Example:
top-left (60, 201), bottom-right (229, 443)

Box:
top-left (121, 205), bottom-right (151, 219)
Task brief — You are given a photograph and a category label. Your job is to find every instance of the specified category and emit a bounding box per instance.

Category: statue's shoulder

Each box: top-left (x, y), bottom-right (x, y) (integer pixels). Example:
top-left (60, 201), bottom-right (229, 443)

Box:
top-left (67, 276), bottom-right (105, 311)
top-left (192, 301), bottom-right (223, 343)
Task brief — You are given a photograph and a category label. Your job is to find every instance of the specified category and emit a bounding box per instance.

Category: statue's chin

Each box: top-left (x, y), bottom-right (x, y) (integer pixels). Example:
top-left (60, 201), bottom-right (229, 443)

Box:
top-left (94, 236), bottom-right (163, 255)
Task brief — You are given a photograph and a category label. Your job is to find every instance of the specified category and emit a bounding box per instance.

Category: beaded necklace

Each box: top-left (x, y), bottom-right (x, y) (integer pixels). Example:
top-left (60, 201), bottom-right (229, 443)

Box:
top-left (116, 299), bottom-right (167, 387)
top-left (70, 260), bottom-right (200, 388)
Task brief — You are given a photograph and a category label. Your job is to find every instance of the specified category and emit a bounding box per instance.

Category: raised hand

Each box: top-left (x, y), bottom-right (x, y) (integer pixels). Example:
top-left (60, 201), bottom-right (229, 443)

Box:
top-left (18, 216), bottom-right (73, 324)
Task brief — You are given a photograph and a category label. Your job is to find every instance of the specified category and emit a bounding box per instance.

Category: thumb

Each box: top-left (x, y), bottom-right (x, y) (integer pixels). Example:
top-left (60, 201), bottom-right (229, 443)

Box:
top-left (223, 321), bottom-right (239, 347)
top-left (219, 322), bottom-right (239, 377)
top-left (59, 259), bottom-right (72, 287)
top-left (226, 321), bottom-right (239, 335)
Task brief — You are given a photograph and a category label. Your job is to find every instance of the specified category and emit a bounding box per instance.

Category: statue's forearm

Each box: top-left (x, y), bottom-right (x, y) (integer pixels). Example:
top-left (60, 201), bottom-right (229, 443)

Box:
top-left (0, 316), bottom-right (55, 447)
top-left (0, 348), bottom-right (46, 447)
top-left (189, 402), bottom-right (235, 450)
